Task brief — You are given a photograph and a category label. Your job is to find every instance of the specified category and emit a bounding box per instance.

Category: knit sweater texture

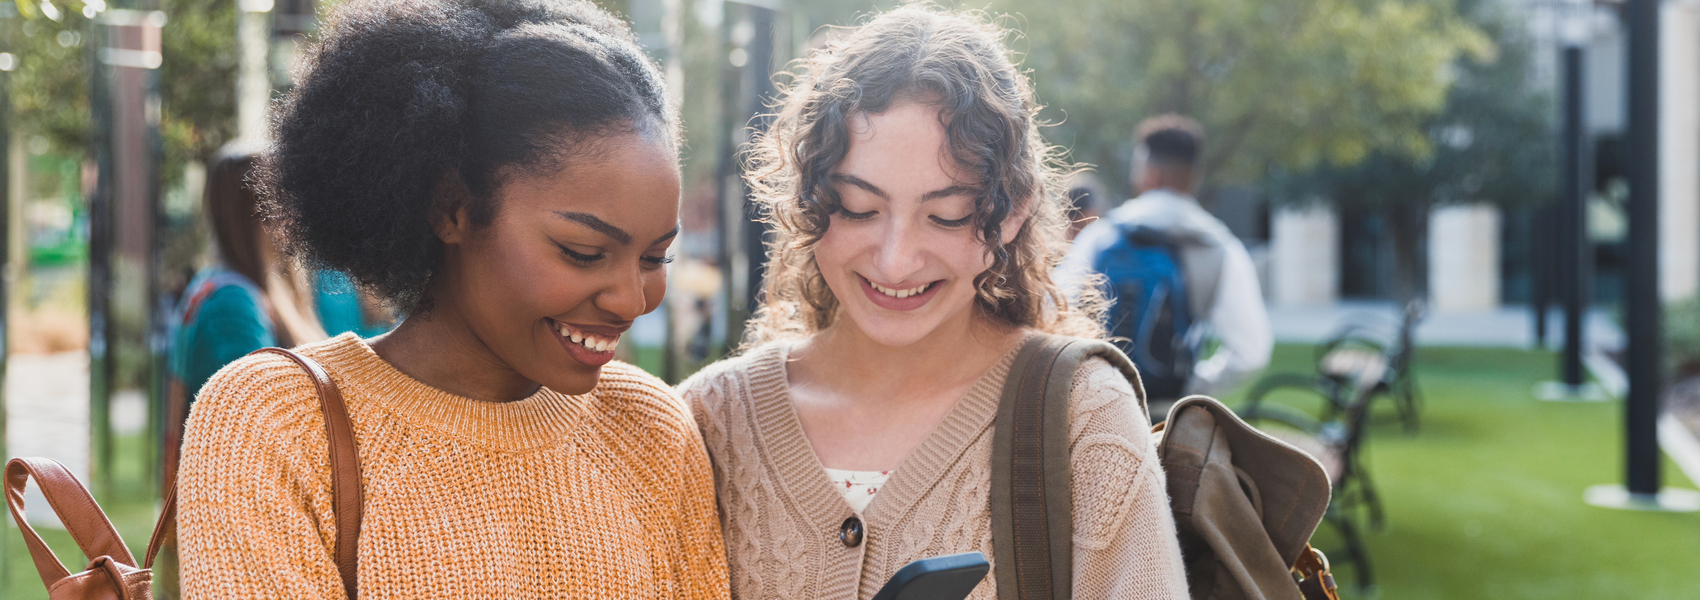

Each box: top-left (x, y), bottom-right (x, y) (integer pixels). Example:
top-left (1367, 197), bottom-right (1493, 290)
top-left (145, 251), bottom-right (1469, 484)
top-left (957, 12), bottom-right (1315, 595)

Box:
top-left (679, 339), bottom-right (1190, 600)
top-left (177, 333), bottom-right (730, 599)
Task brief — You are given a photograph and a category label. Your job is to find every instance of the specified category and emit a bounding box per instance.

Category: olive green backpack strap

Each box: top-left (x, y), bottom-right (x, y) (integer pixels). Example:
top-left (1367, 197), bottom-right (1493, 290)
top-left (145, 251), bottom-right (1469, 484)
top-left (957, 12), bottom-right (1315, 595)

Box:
top-left (991, 334), bottom-right (1148, 600)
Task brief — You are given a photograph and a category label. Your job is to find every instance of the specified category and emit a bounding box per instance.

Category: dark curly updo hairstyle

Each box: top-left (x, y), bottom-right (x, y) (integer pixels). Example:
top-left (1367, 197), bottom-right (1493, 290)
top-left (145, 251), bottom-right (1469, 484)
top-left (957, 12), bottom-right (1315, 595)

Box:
top-left (258, 0), bottom-right (678, 314)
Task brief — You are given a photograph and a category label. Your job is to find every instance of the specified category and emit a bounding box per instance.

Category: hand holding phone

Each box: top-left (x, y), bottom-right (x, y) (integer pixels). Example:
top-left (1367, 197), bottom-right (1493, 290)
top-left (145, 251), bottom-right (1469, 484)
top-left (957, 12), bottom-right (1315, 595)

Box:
top-left (870, 552), bottom-right (990, 600)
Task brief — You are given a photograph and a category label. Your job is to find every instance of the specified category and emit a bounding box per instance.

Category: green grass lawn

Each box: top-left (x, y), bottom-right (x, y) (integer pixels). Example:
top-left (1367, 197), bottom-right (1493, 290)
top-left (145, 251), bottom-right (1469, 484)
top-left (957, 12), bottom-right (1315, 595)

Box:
top-left (1218, 345), bottom-right (1700, 600)
top-left (7, 345), bottom-right (1697, 598)
top-left (4, 433), bottom-right (162, 599)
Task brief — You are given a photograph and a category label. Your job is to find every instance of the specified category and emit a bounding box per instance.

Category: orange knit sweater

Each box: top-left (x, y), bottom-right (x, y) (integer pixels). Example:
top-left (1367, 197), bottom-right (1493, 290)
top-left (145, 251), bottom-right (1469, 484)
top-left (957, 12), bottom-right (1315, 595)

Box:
top-left (177, 333), bottom-right (730, 599)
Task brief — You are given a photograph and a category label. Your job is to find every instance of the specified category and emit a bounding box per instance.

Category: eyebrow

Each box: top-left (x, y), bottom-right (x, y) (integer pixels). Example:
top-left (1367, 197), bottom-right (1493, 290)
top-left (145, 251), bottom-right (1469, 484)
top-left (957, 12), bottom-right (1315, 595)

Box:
top-left (553, 211), bottom-right (681, 247)
top-left (829, 173), bottom-right (980, 203)
top-left (652, 224), bottom-right (681, 246)
top-left (554, 211), bottom-right (631, 244)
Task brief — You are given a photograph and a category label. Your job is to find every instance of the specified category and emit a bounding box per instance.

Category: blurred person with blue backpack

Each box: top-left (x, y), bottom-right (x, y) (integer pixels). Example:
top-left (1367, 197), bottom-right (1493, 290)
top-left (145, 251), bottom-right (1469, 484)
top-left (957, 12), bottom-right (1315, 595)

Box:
top-left (1060, 115), bottom-right (1272, 419)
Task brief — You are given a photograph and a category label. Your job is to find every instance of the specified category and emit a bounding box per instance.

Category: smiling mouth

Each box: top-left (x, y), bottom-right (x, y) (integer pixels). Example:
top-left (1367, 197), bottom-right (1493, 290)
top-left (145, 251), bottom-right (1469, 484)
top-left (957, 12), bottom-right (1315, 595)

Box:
top-left (866, 278), bottom-right (938, 299)
top-left (551, 320), bottom-right (621, 353)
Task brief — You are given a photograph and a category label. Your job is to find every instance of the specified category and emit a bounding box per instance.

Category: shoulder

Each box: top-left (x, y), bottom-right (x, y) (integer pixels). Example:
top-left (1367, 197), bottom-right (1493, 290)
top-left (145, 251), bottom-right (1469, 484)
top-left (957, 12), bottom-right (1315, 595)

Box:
top-left (593, 361), bottom-right (700, 441)
top-left (1065, 353), bottom-right (1156, 450)
top-left (1065, 355), bottom-right (1167, 550)
top-left (183, 350), bottom-right (330, 461)
top-left (676, 343), bottom-right (781, 409)
top-left (194, 281), bottom-right (268, 323)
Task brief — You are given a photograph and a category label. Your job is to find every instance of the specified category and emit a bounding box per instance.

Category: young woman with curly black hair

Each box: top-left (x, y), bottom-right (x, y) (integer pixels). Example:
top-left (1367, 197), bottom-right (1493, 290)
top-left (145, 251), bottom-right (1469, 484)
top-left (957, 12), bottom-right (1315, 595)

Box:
top-left (679, 6), bottom-right (1188, 599)
top-left (174, 1), bottom-right (729, 597)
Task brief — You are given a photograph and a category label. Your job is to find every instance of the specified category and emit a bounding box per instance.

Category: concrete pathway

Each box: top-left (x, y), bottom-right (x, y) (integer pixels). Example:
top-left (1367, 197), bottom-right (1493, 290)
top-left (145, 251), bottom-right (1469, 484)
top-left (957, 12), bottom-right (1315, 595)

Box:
top-left (4, 352), bottom-right (145, 527)
top-left (1268, 301), bottom-right (1623, 350)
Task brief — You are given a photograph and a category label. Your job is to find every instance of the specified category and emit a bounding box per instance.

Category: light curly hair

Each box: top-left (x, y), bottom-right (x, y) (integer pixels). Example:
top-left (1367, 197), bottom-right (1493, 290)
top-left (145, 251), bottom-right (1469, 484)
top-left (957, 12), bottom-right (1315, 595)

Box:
top-left (740, 4), bottom-right (1105, 348)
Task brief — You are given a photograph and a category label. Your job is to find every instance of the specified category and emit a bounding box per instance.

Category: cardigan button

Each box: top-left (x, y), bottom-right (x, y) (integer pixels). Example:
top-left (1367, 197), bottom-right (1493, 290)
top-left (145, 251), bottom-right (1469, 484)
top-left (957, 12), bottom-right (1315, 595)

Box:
top-left (839, 516), bottom-right (864, 548)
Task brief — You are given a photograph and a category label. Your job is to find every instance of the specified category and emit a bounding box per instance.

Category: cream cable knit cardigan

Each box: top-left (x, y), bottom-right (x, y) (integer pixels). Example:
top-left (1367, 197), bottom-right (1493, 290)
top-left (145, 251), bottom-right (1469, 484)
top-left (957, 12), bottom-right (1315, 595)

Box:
top-left (680, 339), bottom-right (1190, 600)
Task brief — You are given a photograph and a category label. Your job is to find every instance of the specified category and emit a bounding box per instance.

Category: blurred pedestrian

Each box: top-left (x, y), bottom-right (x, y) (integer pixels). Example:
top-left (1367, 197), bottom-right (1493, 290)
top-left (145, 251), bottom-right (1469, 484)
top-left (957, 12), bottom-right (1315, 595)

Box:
top-left (680, 6), bottom-right (1189, 599)
top-left (314, 269), bottom-right (398, 338)
top-left (1065, 171), bottom-right (1107, 241)
top-left (158, 141), bottom-right (330, 599)
top-left (1061, 115), bottom-right (1272, 418)
top-left (174, 1), bottom-right (728, 597)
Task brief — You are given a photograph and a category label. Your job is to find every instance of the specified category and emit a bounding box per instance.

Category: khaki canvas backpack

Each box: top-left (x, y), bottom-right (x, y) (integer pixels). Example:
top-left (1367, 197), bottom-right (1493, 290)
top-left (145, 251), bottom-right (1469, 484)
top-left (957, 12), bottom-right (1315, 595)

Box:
top-left (990, 334), bottom-right (1338, 600)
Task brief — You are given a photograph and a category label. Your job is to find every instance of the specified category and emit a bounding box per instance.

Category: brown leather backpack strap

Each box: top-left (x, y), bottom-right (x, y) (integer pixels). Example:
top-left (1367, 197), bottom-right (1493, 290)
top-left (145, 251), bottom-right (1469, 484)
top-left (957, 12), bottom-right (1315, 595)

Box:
top-left (252, 347), bottom-right (363, 600)
top-left (990, 334), bottom-right (1076, 600)
top-left (5, 457), bottom-right (138, 588)
top-left (143, 481), bottom-right (178, 569)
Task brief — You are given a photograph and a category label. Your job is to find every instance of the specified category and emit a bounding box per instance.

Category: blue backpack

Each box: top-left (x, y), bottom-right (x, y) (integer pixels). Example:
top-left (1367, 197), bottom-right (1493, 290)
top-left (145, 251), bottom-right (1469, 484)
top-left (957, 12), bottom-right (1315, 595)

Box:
top-left (1092, 224), bottom-right (1195, 400)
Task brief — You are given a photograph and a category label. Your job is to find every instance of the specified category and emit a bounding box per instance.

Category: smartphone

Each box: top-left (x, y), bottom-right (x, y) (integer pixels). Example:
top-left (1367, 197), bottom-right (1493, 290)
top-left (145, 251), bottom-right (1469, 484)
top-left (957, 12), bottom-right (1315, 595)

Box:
top-left (870, 551), bottom-right (991, 600)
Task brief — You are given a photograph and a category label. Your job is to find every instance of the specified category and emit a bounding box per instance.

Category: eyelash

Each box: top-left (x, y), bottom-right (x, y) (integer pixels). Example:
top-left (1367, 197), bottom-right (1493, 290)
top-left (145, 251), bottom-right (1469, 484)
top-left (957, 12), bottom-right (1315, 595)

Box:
top-left (835, 206), bottom-right (877, 221)
top-left (931, 215), bottom-right (973, 229)
top-left (834, 205), bottom-right (972, 230)
top-left (559, 244), bottom-right (673, 270)
top-left (559, 245), bottom-right (606, 264)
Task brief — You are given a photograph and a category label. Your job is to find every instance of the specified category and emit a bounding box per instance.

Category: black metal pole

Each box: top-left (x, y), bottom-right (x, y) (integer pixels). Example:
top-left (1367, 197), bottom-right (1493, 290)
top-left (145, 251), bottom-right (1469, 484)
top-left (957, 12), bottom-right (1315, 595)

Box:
top-left (741, 7), bottom-right (776, 336)
top-left (0, 12), bottom-right (13, 590)
top-left (1623, 0), bottom-right (1661, 496)
top-left (1560, 45), bottom-right (1590, 387)
top-left (143, 17), bottom-right (168, 500)
top-left (87, 11), bottom-right (118, 500)
top-left (1533, 203), bottom-right (1551, 347)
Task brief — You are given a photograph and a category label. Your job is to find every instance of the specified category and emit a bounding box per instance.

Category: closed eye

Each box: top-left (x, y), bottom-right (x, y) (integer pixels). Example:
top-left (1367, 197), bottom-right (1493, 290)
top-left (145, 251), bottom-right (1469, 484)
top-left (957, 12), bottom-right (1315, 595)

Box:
top-left (836, 206), bottom-right (878, 221)
top-left (557, 244), bottom-right (606, 264)
top-left (930, 215), bottom-right (972, 228)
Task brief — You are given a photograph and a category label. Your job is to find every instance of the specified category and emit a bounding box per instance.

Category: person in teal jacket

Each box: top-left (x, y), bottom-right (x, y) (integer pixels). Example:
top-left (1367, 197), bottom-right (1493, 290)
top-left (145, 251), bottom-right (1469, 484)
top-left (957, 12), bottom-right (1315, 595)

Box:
top-left (169, 143), bottom-right (327, 404)
top-left (314, 270), bottom-right (398, 340)
top-left (159, 142), bottom-right (333, 598)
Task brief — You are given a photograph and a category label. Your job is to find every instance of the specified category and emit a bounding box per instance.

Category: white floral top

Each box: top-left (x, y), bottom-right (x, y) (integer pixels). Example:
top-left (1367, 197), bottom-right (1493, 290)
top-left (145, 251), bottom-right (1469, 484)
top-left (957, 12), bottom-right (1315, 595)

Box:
top-left (823, 468), bottom-right (893, 513)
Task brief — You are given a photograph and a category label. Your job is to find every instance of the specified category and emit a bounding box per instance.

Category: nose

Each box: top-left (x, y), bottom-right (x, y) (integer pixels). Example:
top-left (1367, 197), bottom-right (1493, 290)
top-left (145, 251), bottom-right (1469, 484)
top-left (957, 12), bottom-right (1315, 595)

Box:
top-left (872, 218), bottom-right (925, 283)
top-left (595, 264), bottom-right (650, 322)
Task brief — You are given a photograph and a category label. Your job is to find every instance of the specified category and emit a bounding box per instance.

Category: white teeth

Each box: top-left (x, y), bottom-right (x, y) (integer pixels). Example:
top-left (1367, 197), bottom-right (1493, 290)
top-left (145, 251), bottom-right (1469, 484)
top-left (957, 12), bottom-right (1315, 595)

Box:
top-left (554, 321), bottom-right (618, 353)
top-left (871, 281), bottom-right (928, 298)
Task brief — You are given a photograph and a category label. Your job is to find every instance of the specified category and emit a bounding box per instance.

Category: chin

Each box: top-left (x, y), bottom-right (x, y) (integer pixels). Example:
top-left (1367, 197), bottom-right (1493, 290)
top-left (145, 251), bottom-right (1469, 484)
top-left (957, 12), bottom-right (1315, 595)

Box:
top-left (843, 312), bottom-right (942, 348)
top-left (539, 368), bottom-right (602, 396)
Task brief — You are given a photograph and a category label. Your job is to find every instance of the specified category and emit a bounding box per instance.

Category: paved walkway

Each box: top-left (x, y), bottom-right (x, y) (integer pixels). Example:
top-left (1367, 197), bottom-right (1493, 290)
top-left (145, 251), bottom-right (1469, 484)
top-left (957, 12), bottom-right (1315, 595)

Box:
top-left (4, 352), bottom-right (144, 526)
top-left (1269, 301), bottom-right (1623, 350)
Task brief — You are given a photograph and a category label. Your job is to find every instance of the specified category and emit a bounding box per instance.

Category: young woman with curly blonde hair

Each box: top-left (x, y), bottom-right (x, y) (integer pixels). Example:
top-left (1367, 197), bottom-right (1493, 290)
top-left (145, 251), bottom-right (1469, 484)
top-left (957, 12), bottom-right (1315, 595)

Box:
top-left (680, 5), bottom-right (1188, 599)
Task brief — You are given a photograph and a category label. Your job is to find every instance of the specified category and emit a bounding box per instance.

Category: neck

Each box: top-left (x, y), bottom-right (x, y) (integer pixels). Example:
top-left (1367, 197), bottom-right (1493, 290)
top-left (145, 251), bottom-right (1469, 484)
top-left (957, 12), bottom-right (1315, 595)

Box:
top-left (1138, 166), bottom-right (1195, 196)
top-left (368, 295), bottom-right (542, 403)
top-left (793, 310), bottom-right (1025, 403)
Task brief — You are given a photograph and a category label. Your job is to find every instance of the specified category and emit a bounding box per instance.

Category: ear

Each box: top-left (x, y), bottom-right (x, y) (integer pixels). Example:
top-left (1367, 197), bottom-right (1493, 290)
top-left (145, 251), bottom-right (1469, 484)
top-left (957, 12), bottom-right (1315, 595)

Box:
top-left (999, 200), bottom-right (1030, 246)
top-left (434, 203), bottom-right (473, 245)
top-left (431, 173), bottom-right (475, 245)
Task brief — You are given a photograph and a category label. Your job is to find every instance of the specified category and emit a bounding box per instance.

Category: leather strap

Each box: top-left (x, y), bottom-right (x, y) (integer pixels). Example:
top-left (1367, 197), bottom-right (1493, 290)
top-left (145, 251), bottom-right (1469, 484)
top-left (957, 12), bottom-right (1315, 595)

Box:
top-left (5, 457), bottom-right (139, 588)
top-left (1293, 544), bottom-right (1341, 600)
top-left (143, 483), bottom-right (177, 569)
top-left (250, 348), bottom-right (363, 600)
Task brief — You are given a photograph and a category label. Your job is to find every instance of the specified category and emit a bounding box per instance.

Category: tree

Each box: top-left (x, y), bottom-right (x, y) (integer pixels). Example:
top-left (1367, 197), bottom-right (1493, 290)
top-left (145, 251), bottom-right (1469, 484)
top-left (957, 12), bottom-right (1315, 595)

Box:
top-left (993, 0), bottom-right (1491, 200)
top-left (8, 0), bottom-right (238, 185)
top-left (1267, 0), bottom-right (1557, 299)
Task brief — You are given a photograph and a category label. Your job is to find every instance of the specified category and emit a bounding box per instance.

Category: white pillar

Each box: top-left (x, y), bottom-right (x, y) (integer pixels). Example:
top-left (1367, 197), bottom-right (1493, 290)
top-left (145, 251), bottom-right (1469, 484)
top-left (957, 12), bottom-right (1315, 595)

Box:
top-left (1428, 204), bottom-right (1501, 313)
top-left (237, 0), bottom-right (273, 141)
top-left (1270, 205), bottom-right (1339, 307)
top-left (1660, 2), bottom-right (1700, 302)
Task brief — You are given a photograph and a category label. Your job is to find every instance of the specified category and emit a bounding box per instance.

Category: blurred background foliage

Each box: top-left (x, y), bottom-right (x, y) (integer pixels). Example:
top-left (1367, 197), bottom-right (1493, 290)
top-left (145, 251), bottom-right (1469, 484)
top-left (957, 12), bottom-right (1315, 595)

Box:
top-left (9, 0), bottom-right (237, 190)
top-left (1005, 0), bottom-right (1492, 199)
